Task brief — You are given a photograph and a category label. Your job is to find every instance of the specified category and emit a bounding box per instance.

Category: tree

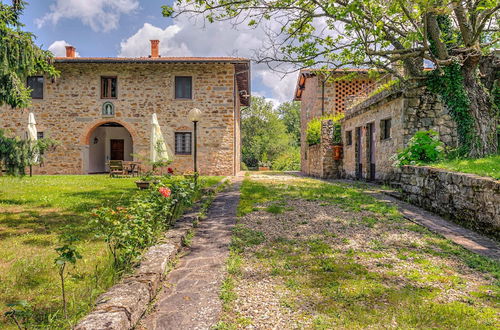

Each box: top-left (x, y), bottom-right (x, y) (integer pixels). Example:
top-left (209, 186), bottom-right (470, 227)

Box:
top-left (0, 0), bottom-right (58, 108)
top-left (241, 96), bottom-right (296, 168)
top-left (163, 0), bottom-right (499, 157)
top-left (277, 101), bottom-right (301, 146)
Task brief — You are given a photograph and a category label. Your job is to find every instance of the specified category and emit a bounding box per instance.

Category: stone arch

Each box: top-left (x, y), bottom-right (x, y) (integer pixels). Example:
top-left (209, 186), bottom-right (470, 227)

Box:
top-left (81, 119), bottom-right (138, 145)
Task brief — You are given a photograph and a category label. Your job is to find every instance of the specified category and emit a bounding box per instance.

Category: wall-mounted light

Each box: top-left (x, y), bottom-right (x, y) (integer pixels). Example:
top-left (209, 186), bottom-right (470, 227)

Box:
top-left (94, 137), bottom-right (99, 144)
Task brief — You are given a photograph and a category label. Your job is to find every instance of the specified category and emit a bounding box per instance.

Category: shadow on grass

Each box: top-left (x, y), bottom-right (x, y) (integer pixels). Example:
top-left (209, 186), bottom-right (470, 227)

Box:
top-left (63, 188), bottom-right (136, 213)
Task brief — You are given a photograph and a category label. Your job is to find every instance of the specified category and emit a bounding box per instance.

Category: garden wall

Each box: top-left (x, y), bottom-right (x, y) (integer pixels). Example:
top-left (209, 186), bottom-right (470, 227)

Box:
top-left (304, 119), bottom-right (342, 179)
top-left (391, 166), bottom-right (500, 238)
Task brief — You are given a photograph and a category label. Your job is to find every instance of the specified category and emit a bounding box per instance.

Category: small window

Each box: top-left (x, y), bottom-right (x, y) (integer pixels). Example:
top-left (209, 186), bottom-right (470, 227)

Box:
top-left (346, 130), bottom-right (353, 146)
top-left (175, 76), bottom-right (192, 99)
top-left (381, 118), bottom-right (391, 140)
top-left (101, 77), bottom-right (117, 98)
top-left (27, 76), bottom-right (44, 99)
top-left (175, 132), bottom-right (192, 155)
top-left (37, 132), bottom-right (44, 139)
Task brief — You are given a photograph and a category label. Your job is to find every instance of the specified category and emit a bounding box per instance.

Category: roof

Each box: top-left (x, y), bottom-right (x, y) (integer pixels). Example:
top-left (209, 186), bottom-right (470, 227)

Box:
top-left (54, 56), bottom-right (251, 106)
top-left (294, 68), bottom-right (374, 100)
top-left (54, 56), bottom-right (249, 64)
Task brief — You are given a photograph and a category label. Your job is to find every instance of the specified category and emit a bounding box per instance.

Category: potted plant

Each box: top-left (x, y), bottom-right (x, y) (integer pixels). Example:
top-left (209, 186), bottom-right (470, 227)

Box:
top-left (135, 171), bottom-right (154, 189)
top-left (332, 123), bottom-right (343, 161)
top-left (258, 153), bottom-right (271, 171)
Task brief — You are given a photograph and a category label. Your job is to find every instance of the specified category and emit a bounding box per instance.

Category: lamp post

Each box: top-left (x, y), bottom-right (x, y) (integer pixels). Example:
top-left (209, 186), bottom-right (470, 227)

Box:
top-left (188, 108), bottom-right (202, 184)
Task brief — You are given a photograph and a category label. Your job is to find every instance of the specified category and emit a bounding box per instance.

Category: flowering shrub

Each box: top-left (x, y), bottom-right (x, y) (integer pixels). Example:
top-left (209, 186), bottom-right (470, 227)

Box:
top-left (158, 187), bottom-right (171, 198)
top-left (91, 176), bottom-right (197, 269)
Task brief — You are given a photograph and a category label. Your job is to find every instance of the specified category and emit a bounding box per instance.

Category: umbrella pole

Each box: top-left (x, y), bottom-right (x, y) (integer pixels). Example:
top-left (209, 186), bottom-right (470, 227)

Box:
top-left (30, 165), bottom-right (32, 177)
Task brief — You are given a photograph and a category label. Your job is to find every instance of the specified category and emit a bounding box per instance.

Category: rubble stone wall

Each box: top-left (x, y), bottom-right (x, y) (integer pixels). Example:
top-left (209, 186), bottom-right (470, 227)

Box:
top-left (391, 166), bottom-right (500, 238)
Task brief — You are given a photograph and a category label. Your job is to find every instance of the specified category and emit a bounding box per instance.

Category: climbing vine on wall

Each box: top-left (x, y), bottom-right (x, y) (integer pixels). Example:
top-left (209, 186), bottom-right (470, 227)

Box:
top-left (426, 63), bottom-right (475, 156)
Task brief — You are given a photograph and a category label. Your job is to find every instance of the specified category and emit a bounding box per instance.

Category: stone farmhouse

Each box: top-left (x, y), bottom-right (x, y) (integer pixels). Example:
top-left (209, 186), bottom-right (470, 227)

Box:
top-left (295, 68), bottom-right (457, 181)
top-left (0, 40), bottom-right (250, 176)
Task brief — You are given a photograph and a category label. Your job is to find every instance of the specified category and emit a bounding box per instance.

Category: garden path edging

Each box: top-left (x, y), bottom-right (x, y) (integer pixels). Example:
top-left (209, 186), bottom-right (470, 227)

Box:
top-left (75, 178), bottom-right (230, 330)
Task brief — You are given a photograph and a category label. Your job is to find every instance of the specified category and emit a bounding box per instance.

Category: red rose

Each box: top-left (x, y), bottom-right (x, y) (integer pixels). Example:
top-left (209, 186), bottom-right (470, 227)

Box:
top-left (167, 167), bottom-right (174, 174)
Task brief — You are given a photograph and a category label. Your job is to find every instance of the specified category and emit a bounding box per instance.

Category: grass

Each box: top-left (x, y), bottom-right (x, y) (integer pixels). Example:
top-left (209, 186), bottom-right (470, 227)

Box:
top-left (220, 175), bottom-right (500, 329)
top-left (0, 174), bottom-right (223, 329)
top-left (430, 155), bottom-right (500, 180)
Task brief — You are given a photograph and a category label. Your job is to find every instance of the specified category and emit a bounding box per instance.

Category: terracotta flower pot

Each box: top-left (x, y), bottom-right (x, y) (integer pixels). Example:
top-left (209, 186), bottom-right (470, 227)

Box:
top-left (333, 145), bottom-right (343, 161)
top-left (259, 167), bottom-right (270, 171)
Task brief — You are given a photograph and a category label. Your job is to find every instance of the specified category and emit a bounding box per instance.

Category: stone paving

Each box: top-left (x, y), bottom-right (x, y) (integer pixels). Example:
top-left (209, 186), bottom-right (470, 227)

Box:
top-left (139, 179), bottom-right (242, 330)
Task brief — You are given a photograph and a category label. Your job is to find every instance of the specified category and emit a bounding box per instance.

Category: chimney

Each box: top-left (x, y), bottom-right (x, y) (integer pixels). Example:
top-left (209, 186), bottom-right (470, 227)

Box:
top-left (65, 45), bottom-right (76, 58)
top-left (150, 40), bottom-right (160, 58)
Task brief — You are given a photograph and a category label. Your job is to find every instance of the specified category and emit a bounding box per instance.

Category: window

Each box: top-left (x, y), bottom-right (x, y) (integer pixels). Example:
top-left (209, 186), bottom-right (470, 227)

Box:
top-left (37, 132), bottom-right (44, 139)
top-left (175, 132), bottom-right (192, 155)
top-left (346, 130), bottom-right (353, 146)
top-left (381, 118), bottom-right (391, 140)
top-left (27, 76), bottom-right (44, 99)
top-left (101, 77), bottom-right (117, 98)
top-left (175, 76), bottom-right (192, 99)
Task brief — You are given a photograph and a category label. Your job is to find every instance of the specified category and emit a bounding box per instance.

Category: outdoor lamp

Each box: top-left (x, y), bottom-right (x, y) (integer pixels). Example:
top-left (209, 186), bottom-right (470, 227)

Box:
top-left (188, 108), bottom-right (202, 183)
top-left (188, 107), bottom-right (202, 122)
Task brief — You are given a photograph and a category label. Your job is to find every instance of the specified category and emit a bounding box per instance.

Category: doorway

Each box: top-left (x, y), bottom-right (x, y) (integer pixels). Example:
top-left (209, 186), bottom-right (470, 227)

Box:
top-left (355, 126), bottom-right (362, 179)
top-left (110, 139), bottom-right (125, 160)
top-left (367, 123), bottom-right (376, 181)
top-left (88, 122), bottom-right (133, 173)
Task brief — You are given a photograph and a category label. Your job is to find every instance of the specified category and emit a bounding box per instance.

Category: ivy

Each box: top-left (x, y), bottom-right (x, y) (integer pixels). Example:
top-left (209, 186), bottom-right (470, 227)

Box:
top-left (426, 63), bottom-right (475, 156)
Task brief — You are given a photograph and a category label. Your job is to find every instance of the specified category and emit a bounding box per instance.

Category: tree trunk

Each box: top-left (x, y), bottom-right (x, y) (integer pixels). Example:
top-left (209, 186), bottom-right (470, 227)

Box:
top-left (462, 62), bottom-right (498, 157)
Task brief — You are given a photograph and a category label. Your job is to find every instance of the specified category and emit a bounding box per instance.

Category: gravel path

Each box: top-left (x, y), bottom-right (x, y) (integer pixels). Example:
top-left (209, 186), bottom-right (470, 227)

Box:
top-left (224, 173), bottom-right (499, 329)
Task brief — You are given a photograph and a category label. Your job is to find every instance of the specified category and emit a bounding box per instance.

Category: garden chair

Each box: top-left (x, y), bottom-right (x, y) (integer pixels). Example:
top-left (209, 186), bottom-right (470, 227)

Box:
top-left (109, 160), bottom-right (125, 177)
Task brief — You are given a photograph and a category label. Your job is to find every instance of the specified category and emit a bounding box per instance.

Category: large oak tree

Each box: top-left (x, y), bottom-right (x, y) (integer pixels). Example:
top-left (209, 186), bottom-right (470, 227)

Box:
top-left (164, 0), bottom-right (499, 157)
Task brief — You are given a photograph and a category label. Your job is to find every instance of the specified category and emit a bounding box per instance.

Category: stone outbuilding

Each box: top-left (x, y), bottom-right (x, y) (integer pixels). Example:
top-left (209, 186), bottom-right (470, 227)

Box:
top-left (0, 40), bottom-right (251, 176)
top-left (294, 68), bottom-right (377, 177)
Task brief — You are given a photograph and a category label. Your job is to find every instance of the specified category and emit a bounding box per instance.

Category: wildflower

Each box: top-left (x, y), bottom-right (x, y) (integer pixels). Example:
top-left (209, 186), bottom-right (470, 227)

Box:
top-left (158, 187), bottom-right (171, 198)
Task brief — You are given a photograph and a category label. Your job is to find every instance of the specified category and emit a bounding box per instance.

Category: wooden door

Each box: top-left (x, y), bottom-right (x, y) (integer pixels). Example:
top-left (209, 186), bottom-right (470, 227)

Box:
top-left (355, 127), bottom-right (362, 179)
top-left (368, 123), bottom-right (376, 181)
top-left (110, 139), bottom-right (124, 160)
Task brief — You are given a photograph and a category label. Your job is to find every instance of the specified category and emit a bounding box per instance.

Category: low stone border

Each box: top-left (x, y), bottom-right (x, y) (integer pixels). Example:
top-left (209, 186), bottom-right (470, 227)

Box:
top-left (75, 178), bottom-right (230, 330)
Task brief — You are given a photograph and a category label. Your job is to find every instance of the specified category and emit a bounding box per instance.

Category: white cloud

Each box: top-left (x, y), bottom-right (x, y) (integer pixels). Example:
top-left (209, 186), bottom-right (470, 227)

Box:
top-left (36, 0), bottom-right (139, 32)
top-left (48, 40), bottom-right (80, 57)
top-left (118, 14), bottom-right (299, 103)
top-left (118, 23), bottom-right (192, 57)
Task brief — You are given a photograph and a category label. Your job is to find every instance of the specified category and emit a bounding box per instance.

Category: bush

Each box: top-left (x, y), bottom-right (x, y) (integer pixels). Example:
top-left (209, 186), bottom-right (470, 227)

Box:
top-left (392, 130), bottom-right (444, 166)
top-left (272, 149), bottom-right (300, 171)
top-left (90, 176), bottom-right (197, 269)
top-left (306, 113), bottom-right (344, 146)
top-left (241, 162), bottom-right (249, 171)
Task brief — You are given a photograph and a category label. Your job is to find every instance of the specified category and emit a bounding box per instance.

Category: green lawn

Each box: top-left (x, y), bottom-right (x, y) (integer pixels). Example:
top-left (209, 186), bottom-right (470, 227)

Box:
top-left (430, 155), bottom-right (500, 180)
top-left (218, 174), bottom-right (500, 329)
top-left (0, 175), bottom-right (222, 329)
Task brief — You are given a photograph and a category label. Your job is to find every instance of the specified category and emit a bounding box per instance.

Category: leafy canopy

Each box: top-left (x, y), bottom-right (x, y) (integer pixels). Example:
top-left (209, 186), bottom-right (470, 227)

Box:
top-left (0, 0), bottom-right (58, 108)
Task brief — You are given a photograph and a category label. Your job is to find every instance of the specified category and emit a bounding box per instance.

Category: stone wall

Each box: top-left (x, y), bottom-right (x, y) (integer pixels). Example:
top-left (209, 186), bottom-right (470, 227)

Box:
top-left (0, 62), bottom-right (242, 176)
top-left (341, 83), bottom-right (457, 181)
top-left (391, 166), bottom-right (500, 238)
top-left (305, 119), bottom-right (342, 179)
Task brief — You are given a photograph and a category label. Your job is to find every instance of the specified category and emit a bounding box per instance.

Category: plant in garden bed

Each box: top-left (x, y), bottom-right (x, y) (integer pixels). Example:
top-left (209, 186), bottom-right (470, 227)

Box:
top-left (91, 176), bottom-right (197, 270)
top-left (392, 130), bottom-right (444, 166)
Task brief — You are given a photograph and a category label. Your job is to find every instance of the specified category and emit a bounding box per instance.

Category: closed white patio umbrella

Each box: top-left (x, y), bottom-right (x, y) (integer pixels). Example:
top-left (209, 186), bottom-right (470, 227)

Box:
top-left (150, 113), bottom-right (172, 163)
top-left (27, 112), bottom-right (38, 176)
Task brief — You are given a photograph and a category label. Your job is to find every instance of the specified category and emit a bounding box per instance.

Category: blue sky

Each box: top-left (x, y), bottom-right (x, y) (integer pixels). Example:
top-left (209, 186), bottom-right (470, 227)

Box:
top-left (19, 0), bottom-right (297, 104)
